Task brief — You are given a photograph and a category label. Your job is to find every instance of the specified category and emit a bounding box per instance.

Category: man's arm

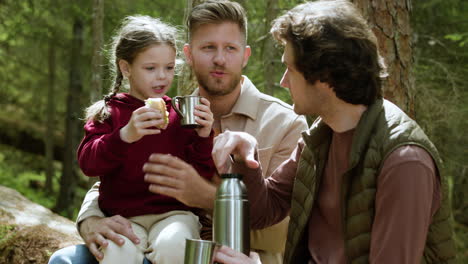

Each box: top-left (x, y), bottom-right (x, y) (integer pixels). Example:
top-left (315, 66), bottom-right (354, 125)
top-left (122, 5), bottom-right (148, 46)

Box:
top-left (264, 115), bottom-right (308, 177)
top-left (213, 131), bottom-right (301, 229)
top-left (235, 141), bottom-right (302, 229)
top-left (370, 146), bottom-right (440, 263)
top-left (76, 182), bottom-right (140, 260)
top-left (140, 115), bottom-right (307, 213)
top-left (142, 131), bottom-right (259, 210)
top-left (143, 154), bottom-right (218, 210)
top-left (76, 182), bottom-right (104, 226)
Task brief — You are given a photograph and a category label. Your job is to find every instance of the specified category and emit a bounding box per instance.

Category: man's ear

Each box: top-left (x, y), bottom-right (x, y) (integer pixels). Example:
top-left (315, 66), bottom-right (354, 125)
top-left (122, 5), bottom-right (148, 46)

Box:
top-left (242, 45), bottom-right (252, 68)
top-left (183, 44), bottom-right (193, 66)
top-left (118, 59), bottom-right (131, 78)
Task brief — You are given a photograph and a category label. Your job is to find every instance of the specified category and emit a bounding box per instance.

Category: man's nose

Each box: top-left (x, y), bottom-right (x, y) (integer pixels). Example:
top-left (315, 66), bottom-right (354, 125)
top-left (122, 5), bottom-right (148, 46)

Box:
top-left (213, 50), bottom-right (226, 66)
top-left (280, 71), bottom-right (289, 89)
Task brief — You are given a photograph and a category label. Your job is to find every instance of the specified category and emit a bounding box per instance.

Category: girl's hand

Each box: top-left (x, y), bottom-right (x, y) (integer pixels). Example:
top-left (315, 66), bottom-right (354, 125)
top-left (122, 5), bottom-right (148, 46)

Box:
top-left (194, 97), bottom-right (214, 138)
top-left (120, 106), bottom-right (166, 143)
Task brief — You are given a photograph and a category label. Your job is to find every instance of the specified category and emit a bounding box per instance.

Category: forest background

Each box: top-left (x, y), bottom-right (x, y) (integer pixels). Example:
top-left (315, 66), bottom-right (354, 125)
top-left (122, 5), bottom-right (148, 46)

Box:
top-left (0, 0), bottom-right (467, 260)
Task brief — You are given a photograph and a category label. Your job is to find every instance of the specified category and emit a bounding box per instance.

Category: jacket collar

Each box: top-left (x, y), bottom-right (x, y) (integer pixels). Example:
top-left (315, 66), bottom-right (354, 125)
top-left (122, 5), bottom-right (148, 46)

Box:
top-left (302, 98), bottom-right (385, 167)
top-left (348, 98), bottom-right (384, 167)
top-left (302, 117), bottom-right (332, 151)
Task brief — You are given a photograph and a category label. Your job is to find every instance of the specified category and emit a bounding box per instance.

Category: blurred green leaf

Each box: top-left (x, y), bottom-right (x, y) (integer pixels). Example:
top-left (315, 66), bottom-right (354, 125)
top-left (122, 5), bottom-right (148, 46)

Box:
top-left (445, 33), bottom-right (463, 41)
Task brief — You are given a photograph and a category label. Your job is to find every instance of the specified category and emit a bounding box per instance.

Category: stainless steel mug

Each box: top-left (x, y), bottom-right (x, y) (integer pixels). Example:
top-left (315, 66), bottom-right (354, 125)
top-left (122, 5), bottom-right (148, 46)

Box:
top-left (172, 95), bottom-right (202, 128)
top-left (213, 173), bottom-right (250, 255)
top-left (184, 238), bottom-right (219, 264)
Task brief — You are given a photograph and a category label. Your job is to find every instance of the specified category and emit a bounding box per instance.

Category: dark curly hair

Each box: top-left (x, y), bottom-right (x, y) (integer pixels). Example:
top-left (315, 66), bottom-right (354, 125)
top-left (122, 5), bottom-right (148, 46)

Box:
top-left (271, 0), bottom-right (388, 106)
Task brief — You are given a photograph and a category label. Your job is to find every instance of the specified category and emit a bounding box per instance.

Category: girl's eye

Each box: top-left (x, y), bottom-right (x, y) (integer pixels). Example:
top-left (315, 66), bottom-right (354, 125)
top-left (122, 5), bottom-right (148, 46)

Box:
top-left (167, 66), bottom-right (174, 70)
top-left (146, 67), bottom-right (155, 70)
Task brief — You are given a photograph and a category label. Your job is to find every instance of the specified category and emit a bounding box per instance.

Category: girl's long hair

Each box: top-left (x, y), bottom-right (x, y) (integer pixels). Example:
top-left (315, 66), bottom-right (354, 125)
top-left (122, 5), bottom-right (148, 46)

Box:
top-left (85, 15), bottom-right (180, 123)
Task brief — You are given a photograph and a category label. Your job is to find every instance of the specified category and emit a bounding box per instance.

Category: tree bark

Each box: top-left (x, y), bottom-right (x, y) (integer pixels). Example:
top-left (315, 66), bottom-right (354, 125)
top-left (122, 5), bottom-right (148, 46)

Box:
top-left (90, 0), bottom-right (104, 103)
top-left (263, 0), bottom-right (279, 96)
top-left (55, 18), bottom-right (84, 217)
top-left (45, 31), bottom-right (56, 193)
top-left (352, 0), bottom-right (414, 114)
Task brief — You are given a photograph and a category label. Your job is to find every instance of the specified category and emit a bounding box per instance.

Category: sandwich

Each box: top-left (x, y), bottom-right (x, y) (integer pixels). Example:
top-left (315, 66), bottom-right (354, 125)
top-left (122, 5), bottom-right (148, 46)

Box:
top-left (145, 98), bottom-right (169, 129)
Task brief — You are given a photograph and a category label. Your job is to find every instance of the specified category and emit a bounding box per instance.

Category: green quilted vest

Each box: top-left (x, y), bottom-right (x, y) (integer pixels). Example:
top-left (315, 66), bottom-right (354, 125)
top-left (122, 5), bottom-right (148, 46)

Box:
top-left (284, 99), bottom-right (457, 264)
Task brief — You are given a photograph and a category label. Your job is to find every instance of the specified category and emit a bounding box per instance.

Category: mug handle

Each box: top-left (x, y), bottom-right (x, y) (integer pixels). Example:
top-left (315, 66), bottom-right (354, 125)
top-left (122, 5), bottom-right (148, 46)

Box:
top-left (171, 96), bottom-right (184, 118)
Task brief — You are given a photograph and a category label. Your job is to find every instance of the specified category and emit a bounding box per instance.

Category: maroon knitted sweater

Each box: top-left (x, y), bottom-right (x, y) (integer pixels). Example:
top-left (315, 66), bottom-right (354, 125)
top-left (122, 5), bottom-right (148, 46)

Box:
top-left (77, 93), bottom-right (214, 217)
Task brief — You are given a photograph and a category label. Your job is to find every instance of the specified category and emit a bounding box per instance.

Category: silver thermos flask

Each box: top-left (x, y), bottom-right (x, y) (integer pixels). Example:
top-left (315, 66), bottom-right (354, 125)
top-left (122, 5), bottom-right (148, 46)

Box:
top-left (213, 173), bottom-right (250, 255)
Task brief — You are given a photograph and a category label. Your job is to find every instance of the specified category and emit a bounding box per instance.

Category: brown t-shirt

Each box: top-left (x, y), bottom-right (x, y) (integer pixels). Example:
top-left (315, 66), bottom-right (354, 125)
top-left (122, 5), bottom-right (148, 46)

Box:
top-left (241, 130), bottom-right (441, 264)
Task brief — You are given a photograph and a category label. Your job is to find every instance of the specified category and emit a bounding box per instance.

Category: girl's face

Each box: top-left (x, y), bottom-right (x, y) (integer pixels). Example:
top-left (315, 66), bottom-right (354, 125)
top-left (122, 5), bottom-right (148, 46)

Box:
top-left (120, 44), bottom-right (176, 100)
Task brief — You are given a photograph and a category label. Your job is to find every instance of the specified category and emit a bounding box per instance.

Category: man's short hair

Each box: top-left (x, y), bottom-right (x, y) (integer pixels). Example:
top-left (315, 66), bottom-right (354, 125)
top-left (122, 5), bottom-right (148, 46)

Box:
top-left (271, 0), bottom-right (388, 106)
top-left (187, 0), bottom-right (248, 43)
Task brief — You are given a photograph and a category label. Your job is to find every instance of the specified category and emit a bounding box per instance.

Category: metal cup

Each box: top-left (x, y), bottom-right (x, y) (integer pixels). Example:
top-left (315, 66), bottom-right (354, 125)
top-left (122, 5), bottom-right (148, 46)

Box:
top-left (172, 95), bottom-right (203, 128)
top-left (184, 238), bottom-right (219, 264)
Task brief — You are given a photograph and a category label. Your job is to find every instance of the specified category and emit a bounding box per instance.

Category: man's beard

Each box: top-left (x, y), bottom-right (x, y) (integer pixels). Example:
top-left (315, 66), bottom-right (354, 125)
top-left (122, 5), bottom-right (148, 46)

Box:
top-left (194, 68), bottom-right (241, 96)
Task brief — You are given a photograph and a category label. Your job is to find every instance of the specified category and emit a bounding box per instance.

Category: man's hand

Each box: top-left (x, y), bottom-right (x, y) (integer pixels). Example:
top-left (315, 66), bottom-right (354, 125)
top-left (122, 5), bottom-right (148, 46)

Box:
top-left (80, 215), bottom-right (140, 260)
top-left (212, 130), bottom-right (259, 174)
top-left (143, 154), bottom-right (217, 209)
top-left (214, 246), bottom-right (262, 264)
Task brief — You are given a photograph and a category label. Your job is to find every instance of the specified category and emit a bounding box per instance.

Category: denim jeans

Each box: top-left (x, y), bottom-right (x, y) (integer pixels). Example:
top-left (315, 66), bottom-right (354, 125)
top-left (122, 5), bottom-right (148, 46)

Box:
top-left (48, 244), bottom-right (151, 264)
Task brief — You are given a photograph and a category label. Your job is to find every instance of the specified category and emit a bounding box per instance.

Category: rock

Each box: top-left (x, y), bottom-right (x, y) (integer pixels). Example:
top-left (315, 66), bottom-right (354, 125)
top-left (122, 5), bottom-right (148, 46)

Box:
top-left (0, 185), bottom-right (83, 264)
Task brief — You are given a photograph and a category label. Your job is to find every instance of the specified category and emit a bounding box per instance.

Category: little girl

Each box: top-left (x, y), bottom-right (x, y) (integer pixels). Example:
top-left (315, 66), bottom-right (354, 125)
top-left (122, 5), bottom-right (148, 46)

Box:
top-left (78, 15), bottom-right (215, 264)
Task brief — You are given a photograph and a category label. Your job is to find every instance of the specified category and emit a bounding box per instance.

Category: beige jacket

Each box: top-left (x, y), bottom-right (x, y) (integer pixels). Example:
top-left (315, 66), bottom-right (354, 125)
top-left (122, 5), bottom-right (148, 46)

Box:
top-left (76, 76), bottom-right (308, 253)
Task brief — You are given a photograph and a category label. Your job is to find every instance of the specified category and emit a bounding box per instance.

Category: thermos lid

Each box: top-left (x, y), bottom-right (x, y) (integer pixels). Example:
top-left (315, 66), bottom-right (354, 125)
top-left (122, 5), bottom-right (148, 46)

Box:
top-left (220, 173), bottom-right (243, 179)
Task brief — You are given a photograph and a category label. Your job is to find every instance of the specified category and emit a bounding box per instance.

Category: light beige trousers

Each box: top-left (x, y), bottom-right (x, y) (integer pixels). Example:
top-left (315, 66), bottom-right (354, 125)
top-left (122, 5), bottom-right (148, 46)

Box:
top-left (100, 210), bottom-right (201, 264)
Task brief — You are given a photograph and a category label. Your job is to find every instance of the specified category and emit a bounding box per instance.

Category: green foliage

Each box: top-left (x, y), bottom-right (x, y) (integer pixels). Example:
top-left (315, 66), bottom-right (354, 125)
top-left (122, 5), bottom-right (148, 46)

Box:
top-left (243, 0), bottom-right (303, 104)
top-left (0, 0), bottom-right (190, 221)
top-left (0, 224), bottom-right (16, 245)
top-left (0, 145), bottom-right (59, 210)
top-left (413, 0), bottom-right (468, 260)
top-left (0, 144), bottom-right (88, 219)
top-left (445, 33), bottom-right (468, 47)
top-left (0, 0), bottom-right (466, 260)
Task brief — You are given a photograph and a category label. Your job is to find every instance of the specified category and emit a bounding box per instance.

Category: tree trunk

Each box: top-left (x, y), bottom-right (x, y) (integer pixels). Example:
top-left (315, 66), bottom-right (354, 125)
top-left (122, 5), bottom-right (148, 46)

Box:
top-left (90, 0), bottom-right (104, 103)
top-left (45, 31), bottom-right (56, 194)
top-left (89, 0), bottom-right (104, 187)
top-left (55, 18), bottom-right (84, 217)
top-left (263, 0), bottom-right (279, 96)
top-left (352, 0), bottom-right (413, 115)
top-left (177, 0), bottom-right (204, 96)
